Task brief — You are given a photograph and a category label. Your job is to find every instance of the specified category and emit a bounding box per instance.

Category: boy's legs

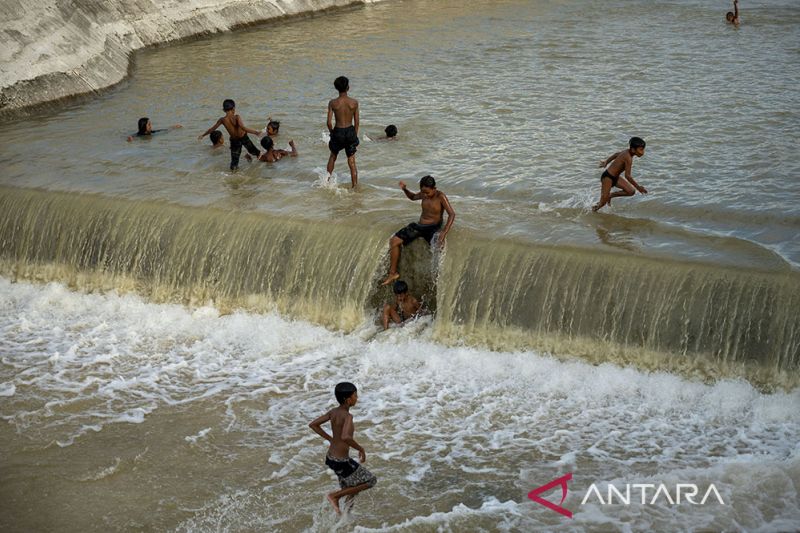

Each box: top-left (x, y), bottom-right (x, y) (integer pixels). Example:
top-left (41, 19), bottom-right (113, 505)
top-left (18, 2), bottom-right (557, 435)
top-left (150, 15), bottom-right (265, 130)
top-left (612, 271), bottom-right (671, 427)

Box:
top-left (382, 235), bottom-right (404, 285)
top-left (241, 135), bottom-right (261, 157)
top-left (327, 152), bottom-right (338, 178)
top-left (347, 154), bottom-right (358, 188)
top-left (230, 137), bottom-right (243, 170)
top-left (327, 482), bottom-right (373, 514)
top-left (609, 177), bottom-right (635, 199)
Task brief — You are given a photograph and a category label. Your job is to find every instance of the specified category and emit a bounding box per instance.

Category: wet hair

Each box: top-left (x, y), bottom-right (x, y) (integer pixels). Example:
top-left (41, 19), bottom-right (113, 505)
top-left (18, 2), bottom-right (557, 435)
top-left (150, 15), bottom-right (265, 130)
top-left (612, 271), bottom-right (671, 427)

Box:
top-left (210, 131), bottom-right (222, 144)
top-left (137, 117), bottom-right (150, 135)
top-left (334, 382), bottom-right (357, 404)
top-left (629, 137), bottom-right (646, 150)
top-left (334, 76), bottom-right (349, 93)
top-left (223, 99), bottom-right (236, 112)
top-left (419, 175), bottom-right (436, 189)
top-left (385, 125), bottom-right (398, 138)
top-left (268, 120), bottom-right (280, 133)
top-left (260, 136), bottom-right (274, 151)
top-left (393, 280), bottom-right (409, 294)
top-left (726, 12), bottom-right (734, 21)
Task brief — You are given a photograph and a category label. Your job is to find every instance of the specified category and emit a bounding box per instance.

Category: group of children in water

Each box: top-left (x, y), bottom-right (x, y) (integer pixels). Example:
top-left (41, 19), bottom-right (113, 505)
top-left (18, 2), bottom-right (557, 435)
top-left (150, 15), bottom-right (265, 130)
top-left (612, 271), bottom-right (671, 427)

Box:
top-left (126, 1), bottom-right (745, 513)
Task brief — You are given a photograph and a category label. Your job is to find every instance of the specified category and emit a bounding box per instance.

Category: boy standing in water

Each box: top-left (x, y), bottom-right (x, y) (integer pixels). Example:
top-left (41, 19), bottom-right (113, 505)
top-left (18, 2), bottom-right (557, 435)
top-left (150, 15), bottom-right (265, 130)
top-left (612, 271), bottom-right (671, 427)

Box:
top-left (309, 382), bottom-right (377, 514)
top-left (198, 99), bottom-right (262, 170)
top-left (726, 0), bottom-right (740, 26)
top-left (592, 137), bottom-right (648, 212)
top-left (382, 280), bottom-right (421, 330)
top-left (382, 175), bottom-right (455, 286)
top-left (326, 76), bottom-right (360, 188)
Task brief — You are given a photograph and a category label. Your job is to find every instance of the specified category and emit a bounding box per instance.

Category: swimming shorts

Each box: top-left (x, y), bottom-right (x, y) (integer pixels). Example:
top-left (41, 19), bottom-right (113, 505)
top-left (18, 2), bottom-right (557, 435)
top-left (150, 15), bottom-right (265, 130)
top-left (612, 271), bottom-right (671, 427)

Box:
top-left (601, 169), bottom-right (619, 187)
top-left (328, 126), bottom-right (359, 157)
top-left (229, 134), bottom-right (260, 170)
top-left (394, 221), bottom-right (443, 246)
top-left (325, 455), bottom-right (377, 489)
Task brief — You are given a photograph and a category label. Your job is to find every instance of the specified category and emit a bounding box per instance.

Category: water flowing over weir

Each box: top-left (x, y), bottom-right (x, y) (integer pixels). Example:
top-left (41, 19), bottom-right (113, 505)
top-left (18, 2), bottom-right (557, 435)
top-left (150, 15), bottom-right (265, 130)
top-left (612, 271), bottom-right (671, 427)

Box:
top-left (2, 185), bottom-right (799, 386)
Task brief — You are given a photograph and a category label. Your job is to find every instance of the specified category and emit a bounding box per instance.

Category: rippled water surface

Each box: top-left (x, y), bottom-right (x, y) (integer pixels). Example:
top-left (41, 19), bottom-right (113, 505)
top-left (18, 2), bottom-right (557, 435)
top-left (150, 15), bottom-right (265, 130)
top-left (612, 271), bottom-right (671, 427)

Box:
top-left (2, 0), bottom-right (799, 269)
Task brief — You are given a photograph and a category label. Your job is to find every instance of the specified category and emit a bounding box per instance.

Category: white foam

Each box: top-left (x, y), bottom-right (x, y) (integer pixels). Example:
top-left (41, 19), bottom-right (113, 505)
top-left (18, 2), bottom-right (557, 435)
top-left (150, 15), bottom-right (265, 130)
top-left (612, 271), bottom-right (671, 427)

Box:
top-left (1, 277), bottom-right (798, 531)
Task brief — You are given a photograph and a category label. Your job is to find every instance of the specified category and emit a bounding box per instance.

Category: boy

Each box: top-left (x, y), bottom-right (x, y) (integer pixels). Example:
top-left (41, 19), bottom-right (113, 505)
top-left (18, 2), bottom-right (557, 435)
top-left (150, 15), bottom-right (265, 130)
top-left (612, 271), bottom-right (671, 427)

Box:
top-left (381, 125), bottom-right (398, 140)
top-left (326, 76), bottom-right (360, 188)
top-left (382, 280), bottom-right (421, 330)
top-left (726, 0), bottom-right (740, 26)
top-left (308, 382), bottom-right (377, 514)
top-left (127, 117), bottom-right (182, 141)
top-left (198, 99), bottom-right (262, 170)
top-left (592, 137), bottom-right (648, 212)
top-left (209, 130), bottom-right (224, 148)
top-left (381, 175), bottom-right (456, 286)
top-left (257, 136), bottom-right (298, 162)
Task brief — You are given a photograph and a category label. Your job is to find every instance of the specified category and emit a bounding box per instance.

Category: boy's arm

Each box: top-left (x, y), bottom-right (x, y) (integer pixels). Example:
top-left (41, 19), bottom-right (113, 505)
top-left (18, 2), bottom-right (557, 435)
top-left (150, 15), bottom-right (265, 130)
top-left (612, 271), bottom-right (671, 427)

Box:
top-left (599, 151), bottom-right (620, 168)
top-left (288, 140), bottom-right (298, 156)
top-left (734, 0), bottom-right (739, 19)
top-left (308, 411), bottom-right (333, 442)
top-left (399, 181), bottom-right (422, 200)
top-left (238, 115), bottom-right (261, 136)
top-left (353, 101), bottom-right (360, 136)
top-left (198, 118), bottom-right (222, 140)
top-left (438, 193), bottom-right (456, 243)
top-left (624, 158), bottom-right (648, 194)
top-left (342, 414), bottom-right (366, 463)
top-left (326, 101), bottom-right (334, 132)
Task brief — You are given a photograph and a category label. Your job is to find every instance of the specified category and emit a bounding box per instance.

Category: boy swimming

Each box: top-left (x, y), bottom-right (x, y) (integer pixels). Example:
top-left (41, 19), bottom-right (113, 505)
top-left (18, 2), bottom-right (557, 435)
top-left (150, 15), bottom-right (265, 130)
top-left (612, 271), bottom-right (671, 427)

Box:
top-left (726, 0), bottom-right (740, 26)
top-left (326, 76), bottom-right (360, 188)
top-left (127, 117), bottom-right (182, 141)
top-left (257, 136), bottom-right (298, 162)
top-left (592, 137), bottom-right (649, 212)
top-left (308, 382), bottom-right (377, 514)
top-left (382, 280), bottom-right (421, 330)
top-left (198, 99), bottom-right (262, 170)
top-left (209, 130), bottom-right (224, 148)
top-left (381, 175), bottom-right (456, 286)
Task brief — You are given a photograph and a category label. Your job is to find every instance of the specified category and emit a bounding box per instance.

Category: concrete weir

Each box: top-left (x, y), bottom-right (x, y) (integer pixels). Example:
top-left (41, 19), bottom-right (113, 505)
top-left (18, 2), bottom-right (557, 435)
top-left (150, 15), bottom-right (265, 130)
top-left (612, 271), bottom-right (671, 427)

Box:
top-left (0, 0), bottom-right (375, 116)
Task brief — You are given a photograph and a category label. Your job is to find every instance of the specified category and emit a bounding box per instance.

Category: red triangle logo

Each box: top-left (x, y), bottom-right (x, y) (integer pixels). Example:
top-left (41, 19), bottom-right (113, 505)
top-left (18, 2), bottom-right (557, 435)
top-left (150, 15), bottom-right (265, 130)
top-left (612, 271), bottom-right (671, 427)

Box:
top-left (528, 473), bottom-right (573, 518)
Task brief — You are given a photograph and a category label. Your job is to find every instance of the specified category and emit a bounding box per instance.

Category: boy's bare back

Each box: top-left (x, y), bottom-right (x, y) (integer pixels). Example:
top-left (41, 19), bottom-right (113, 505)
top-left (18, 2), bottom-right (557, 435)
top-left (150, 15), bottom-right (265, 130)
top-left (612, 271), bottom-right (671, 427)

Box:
top-left (220, 114), bottom-right (247, 138)
top-left (329, 96), bottom-right (359, 129)
top-left (327, 405), bottom-right (355, 458)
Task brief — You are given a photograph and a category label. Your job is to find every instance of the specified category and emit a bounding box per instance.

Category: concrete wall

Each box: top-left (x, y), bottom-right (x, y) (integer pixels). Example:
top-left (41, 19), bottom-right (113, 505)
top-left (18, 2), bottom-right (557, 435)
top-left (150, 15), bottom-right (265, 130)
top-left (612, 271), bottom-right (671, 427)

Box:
top-left (0, 0), bottom-right (371, 116)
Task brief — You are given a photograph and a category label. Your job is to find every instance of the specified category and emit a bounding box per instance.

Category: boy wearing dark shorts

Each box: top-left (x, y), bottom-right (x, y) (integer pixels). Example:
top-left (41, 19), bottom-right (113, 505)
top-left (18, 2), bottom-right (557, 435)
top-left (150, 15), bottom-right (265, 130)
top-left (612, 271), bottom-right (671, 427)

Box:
top-left (382, 175), bottom-right (456, 286)
top-left (326, 76), bottom-right (360, 188)
top-left (309, 382), bottom-right (377, 514)
top-left (198, 99), bottom-right (262, 170)
top-left (593, 137), bottom-right (648, 212)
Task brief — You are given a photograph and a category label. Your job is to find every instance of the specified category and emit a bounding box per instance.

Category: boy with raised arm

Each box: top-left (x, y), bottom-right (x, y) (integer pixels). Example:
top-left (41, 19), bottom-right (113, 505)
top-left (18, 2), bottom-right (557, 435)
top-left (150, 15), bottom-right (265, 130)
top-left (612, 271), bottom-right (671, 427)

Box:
top-left (592, 137), bottom-right (648, 212)
top-left (726, 0), bottom-right (740, 26)
top-left (257, 136), bottom-right (298, 163)
top-left (326, 76), bottom-right (360, 188)
top-left (381, 175), bottom-right (455, 286)
top-left (198, 99), bottom-right (261, 170)
top-left (308, 382), bottom-right (377, 514)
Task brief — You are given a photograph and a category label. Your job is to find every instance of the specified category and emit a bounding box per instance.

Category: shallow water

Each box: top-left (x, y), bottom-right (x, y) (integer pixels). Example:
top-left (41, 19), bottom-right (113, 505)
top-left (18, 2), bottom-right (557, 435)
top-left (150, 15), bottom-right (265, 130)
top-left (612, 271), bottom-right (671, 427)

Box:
top-left (1, 0), bottom-right (800, 530)
top-left (2, 0), bottom-right (799, 269)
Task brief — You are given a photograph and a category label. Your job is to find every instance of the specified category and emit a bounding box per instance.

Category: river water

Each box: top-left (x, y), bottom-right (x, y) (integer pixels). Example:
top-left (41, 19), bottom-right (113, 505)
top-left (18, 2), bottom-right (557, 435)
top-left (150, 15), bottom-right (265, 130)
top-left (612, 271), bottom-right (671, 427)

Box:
top-left (1, 0), bottom-right (799, 530)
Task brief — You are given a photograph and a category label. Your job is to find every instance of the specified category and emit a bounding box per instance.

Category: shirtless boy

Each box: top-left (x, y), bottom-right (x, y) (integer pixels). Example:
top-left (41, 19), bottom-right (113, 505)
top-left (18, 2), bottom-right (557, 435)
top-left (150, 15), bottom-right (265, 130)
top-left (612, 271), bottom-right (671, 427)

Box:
top-left (592, 137), bottom-right (648, 212)
top-left (308, 382), bottom-right (377, 514)
top-left (198, 99), bottom-right (262, 170)
top-left (382, 280), bottom-right (421, 330)
top-left (381, 175), bottom-right (455, 286)
top-left (258, 136), bottom-right (298, 163)
top-left (726, 0), bottom-right (740, 26)
top-left (326, 76), bottom-right (360, 188)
